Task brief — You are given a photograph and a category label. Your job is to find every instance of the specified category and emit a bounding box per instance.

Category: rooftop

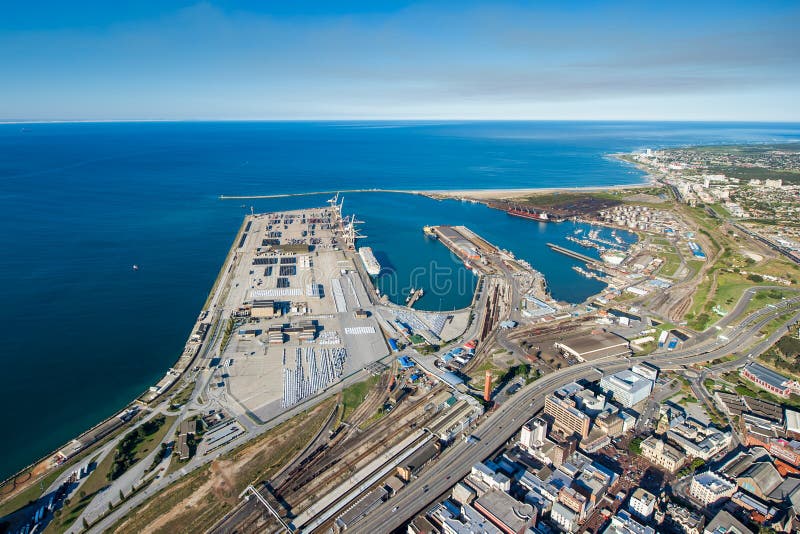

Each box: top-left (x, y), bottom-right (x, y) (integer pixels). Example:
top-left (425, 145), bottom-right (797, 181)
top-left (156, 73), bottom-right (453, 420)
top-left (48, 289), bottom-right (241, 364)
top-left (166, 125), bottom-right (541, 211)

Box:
top-left (474, 489), bottom-right (534, 532)
top-left (742, 362), bottom-right (792, 390)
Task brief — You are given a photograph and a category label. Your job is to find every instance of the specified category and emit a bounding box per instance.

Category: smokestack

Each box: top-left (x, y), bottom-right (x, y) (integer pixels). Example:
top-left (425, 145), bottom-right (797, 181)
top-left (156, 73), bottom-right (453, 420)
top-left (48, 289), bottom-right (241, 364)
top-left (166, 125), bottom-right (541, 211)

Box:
top-left (484, 370), bottom-right (492, 402)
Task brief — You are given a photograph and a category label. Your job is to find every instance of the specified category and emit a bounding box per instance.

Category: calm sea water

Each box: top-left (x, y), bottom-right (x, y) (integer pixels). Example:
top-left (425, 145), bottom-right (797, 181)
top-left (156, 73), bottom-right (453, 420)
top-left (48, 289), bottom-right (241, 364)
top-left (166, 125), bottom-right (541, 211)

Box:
top-left (1, 121), bottom-right (799, 480)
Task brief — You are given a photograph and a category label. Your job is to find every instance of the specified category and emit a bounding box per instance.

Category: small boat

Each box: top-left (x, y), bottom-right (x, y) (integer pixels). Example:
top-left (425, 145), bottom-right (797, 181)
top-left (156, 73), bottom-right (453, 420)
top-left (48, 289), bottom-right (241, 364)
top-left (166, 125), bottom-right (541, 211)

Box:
top-left (132, 264), bottom-right (139, 271)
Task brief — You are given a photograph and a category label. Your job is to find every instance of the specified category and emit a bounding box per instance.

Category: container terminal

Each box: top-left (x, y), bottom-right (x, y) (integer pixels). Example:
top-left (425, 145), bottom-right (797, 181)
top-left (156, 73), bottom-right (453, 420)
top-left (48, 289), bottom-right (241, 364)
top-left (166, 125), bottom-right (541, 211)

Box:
top-left (0, 198), bottom-right (670, 534)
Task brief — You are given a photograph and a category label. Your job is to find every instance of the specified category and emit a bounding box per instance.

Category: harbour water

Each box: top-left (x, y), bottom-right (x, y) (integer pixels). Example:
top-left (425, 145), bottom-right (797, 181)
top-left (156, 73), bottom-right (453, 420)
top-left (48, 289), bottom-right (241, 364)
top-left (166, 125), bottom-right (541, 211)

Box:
top-left (1, 120), bottom-right (799, 480)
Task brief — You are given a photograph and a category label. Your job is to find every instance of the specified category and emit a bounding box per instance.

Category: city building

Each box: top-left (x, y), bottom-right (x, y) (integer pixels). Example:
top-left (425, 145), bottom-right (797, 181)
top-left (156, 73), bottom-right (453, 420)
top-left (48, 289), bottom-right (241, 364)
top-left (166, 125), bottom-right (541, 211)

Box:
top-left (628, 488), bottom-right (656, 520)
top-left (667, 422), bottom-right (732, 461)
top-left (689, 471), bottom-right (736, 506)
top-left (557, 486), bottom-right (588, 520)
top-left (544, 395), bottom-right (591, 439)
top-left (520, 417), bottom-right (548, 451)
top-left (407, 515), bottom-right (439, 534)
top-left (473, 490), bottom-right (535, 534)
top-left (640, 436), bottom-right (686, 473)
top-left (396, 442), bottom-right (439, 482)
top-left (657, 502), bottom-right (704, 534)
top-left (736, 460), bottom-right (784, 500)
top-left (437, 502), bottom-right (503, 534)
top-left (467, 462), bottom-right (511, 493)
top-left (703, 510), bottom-right (752, 534)
top-left (603, 510), bottom-right (655, 534)
top-left (599, 370), bottom-right (653, 408)
top-left (551, 501), bottom-right (579, 533)
top-left (741, 362), bottom-right (799, 398)
top-left (595, 411), bottom-right (624, 438)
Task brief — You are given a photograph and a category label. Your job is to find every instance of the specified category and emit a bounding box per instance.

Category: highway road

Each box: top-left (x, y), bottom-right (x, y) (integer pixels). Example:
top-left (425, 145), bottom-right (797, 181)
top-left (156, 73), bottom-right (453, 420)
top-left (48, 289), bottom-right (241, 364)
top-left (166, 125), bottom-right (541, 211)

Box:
top-left (352, 300), bottom-right (800, 534)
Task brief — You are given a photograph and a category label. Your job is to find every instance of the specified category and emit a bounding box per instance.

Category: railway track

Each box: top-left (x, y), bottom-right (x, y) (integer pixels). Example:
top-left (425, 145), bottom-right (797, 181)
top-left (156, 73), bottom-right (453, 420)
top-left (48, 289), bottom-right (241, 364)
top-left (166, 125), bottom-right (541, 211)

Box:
top-left (215, 385), bottom-right (445, 533)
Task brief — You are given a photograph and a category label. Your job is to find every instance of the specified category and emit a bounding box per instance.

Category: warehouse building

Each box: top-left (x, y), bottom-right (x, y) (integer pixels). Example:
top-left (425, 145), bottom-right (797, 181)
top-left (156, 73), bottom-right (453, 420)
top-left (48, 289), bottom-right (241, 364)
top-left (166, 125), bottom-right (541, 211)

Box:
top-left (741, 362), bottom-right (799, 398)
top-left (554, 331), bottom-right (630, 362)
top-left (251, 299), bottom-right (278, 318)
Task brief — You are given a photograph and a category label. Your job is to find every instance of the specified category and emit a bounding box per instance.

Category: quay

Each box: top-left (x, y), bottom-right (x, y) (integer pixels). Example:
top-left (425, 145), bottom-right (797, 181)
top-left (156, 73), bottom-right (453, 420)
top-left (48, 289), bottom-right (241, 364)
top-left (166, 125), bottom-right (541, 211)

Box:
top-left (546, 242), bottom-right (597, 264)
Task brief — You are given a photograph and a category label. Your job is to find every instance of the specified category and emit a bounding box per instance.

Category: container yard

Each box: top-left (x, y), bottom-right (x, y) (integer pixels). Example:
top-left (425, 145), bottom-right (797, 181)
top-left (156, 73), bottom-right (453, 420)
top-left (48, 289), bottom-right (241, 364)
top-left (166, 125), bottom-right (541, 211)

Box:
top-left (206, 202), bottom-right (389, 423)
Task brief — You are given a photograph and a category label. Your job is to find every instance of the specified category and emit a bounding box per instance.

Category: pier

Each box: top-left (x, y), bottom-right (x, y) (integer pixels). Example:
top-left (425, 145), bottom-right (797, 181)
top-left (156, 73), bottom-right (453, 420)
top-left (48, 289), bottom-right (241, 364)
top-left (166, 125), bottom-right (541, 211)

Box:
top-left (546, 243), bottom-right (597, 264)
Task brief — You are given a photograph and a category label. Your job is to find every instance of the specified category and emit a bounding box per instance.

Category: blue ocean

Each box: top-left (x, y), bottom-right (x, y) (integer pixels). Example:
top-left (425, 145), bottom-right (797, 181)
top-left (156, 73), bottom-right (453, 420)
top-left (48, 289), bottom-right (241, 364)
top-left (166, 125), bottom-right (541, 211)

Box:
top-left (1, 121), bottom-right (799, 479)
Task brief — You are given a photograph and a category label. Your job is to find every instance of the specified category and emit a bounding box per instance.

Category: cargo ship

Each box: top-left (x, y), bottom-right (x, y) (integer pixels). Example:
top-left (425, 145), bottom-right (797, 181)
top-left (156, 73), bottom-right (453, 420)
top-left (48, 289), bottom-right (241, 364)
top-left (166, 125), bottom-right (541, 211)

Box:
top-left (358, 247), bottom-right (382, 276)
top-left (506, 207), bottom-right (559, 223)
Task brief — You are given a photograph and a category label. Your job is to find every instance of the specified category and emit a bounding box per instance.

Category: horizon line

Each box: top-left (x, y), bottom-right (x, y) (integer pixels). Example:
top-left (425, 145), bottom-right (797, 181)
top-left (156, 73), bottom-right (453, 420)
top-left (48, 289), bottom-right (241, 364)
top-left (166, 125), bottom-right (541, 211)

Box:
top-left (3, 118), bottom-right (800, 125)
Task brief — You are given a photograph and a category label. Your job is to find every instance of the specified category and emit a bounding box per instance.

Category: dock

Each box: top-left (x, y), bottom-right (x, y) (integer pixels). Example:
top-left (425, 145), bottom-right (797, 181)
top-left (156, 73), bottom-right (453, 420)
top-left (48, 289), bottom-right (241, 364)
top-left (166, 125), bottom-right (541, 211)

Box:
top-left (546, 243), bottom-right (597, 264)
top-left (406, 288), bottom-right (424, 308)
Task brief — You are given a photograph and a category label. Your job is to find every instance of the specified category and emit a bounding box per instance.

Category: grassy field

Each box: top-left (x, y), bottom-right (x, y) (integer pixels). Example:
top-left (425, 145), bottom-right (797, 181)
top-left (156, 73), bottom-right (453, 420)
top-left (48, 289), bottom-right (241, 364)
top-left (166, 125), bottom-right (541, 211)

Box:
top-left (340, 375), bottom-right (381, 423)
top-left (51, 416), bottom-right (176, 532)
top-left (0, 465), bottom-right (72, 519)
top-left (169, 384), bottom-right (195, 410)
top-left (109, 397), bottom-right (336, 534)
top-left (659, 253), bottom-right (682, 278)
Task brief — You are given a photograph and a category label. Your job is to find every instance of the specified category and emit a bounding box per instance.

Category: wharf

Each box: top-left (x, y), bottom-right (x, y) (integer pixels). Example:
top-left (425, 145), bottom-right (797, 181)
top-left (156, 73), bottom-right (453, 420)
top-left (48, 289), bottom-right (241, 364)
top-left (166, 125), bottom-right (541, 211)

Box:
top-left (429, 225), bottom-right (495, 274)
top-left (546, 243), bottom-right (596, 264)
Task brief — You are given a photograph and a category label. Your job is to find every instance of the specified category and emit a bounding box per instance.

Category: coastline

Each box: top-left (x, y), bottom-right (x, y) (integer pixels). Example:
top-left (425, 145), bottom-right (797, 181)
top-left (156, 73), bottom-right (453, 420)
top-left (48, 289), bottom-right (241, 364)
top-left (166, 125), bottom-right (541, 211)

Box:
top-left (0, 151), bottom-right (653, 504)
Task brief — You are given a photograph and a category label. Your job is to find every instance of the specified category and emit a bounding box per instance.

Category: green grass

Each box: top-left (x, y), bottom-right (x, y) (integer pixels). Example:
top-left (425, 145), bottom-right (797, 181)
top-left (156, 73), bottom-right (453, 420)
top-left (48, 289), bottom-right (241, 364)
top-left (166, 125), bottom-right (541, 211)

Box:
top-left (659, 253), bottom-right (682, 278)
top-left (109, 398), bottom-right (337, 534)
top-left (54, 413), bottom-right (174, 532)
top-left (358, 407), bottom-right (387, 430)
top-left (169, 384), bottom-right (195, 410)
top-left (340, 375), bottom-right (380, 423)
top-left (0, 465), bottom-right (71, 519)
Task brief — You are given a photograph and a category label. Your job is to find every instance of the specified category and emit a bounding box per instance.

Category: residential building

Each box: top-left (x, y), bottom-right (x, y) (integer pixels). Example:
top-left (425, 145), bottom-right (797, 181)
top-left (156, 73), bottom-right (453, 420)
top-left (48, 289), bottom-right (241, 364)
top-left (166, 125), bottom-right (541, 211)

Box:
top-left (689, 472), bottom-right (736, 506)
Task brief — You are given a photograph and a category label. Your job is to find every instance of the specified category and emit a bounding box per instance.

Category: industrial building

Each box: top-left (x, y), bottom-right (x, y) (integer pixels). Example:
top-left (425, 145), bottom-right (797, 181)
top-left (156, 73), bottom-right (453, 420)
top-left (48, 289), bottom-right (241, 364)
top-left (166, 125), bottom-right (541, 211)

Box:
top-left (741, 362), bottom-right (799, 398)
top-left (599, 369), bottom-right (653, 408)
top-left (554, 331), bottom-right (630, 362)
top-left (251, 299), bottom-right (278, 318)
top-left (397, 441), bottom-right (440, 482)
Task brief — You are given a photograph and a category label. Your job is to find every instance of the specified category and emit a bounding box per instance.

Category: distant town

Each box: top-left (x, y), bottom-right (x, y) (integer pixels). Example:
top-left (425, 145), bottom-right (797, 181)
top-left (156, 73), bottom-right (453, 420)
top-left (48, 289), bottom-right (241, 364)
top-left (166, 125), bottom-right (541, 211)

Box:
top-left (4, 144), bottom-right (800, 534)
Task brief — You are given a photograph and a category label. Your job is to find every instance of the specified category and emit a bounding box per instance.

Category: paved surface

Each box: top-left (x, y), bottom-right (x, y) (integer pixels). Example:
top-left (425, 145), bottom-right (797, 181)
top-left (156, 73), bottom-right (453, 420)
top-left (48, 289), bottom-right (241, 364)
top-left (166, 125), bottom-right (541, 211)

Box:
top-left (352, 301), bottom-right (800, 534)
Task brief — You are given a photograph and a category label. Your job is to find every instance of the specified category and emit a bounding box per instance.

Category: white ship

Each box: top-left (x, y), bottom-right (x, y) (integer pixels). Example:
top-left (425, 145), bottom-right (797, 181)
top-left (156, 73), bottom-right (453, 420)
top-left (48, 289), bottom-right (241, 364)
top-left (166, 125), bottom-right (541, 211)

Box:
top-left (358, 247), bottom-right (382, 276)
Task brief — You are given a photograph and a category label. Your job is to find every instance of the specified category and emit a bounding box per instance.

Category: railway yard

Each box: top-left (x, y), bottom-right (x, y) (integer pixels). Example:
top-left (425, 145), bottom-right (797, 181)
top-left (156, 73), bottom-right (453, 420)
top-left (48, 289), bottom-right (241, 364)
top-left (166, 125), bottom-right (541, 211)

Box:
top-left (6, 182), bottom-right (800, 534)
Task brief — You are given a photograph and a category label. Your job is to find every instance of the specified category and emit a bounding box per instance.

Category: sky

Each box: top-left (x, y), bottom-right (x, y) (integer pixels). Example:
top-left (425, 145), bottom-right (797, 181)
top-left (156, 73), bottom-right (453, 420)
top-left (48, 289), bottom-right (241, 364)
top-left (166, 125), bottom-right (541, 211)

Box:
top-left (1, 0), bottom-right (798, 121)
